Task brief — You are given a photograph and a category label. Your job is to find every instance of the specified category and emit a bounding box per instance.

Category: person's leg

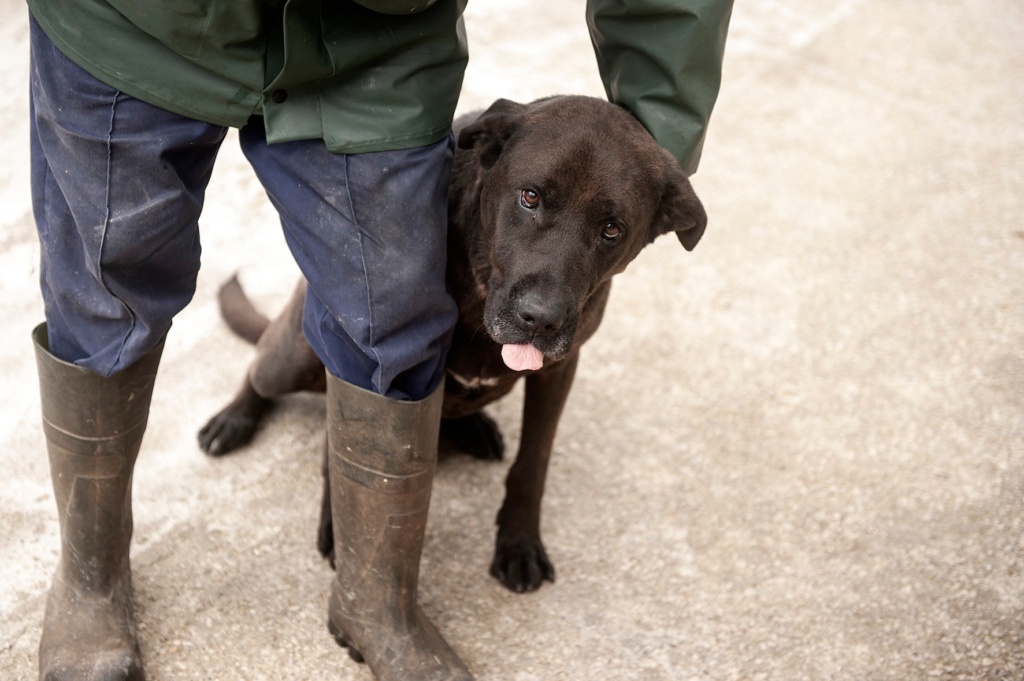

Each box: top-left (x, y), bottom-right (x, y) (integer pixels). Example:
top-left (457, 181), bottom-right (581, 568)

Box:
top-left (31, 23), bottom-right (225, 373)
top-left (29, 15), bottom-right (225, 680)
top-left (239, 120), bottom-right (471, 679)
top-left (238, 118), bottom-right (457, 401)
top-left (31, 325), bottom-right (163, 681)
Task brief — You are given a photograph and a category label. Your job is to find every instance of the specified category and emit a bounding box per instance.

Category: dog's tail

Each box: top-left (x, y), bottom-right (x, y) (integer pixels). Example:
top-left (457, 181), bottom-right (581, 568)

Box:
top-left (218, 275), bottom-right (270, 344)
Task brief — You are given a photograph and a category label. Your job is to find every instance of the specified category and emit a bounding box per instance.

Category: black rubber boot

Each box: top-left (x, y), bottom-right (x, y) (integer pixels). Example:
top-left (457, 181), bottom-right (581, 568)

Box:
top-left (325, 375), bottom-right (473, 681)
top-left (33, 323), bottom-right (163, 681)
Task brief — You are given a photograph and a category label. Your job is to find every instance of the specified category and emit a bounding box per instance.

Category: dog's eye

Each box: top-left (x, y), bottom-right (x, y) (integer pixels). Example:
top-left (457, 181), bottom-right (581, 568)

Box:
top-left (520, 189), bottom-right (541, 210)
top-left (601, 223), bottom-right (624, 242)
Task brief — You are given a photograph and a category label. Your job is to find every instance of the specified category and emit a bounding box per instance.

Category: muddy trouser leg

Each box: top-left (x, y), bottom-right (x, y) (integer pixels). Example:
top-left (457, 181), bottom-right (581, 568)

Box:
top-left (239, 120), bottom-right (471, 679)
top-left (29, 15), bottom-right (226, 680)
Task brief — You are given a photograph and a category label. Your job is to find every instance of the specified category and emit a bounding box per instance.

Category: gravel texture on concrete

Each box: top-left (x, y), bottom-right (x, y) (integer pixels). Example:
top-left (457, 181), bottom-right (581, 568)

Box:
top-left (2, 1), bottom-right (1022, 680)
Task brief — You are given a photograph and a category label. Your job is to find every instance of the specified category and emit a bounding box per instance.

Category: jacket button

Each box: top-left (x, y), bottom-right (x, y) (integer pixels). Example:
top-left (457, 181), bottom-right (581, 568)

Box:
top-left (271, 89), bottom-right (288, 104)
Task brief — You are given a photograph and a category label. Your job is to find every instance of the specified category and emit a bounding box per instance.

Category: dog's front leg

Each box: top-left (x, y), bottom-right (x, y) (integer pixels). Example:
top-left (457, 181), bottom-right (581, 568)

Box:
top-left (197, 281), bottom-right (325, 456)
top-left (197, 379), bottom-right (273, 456)
top-left (491, 353), bottom-right (579, 593)
top-left (317, 437), bottom-right (335, 565)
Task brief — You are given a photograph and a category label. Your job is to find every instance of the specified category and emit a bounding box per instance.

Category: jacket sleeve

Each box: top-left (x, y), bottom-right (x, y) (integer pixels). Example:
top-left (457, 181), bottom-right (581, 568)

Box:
top-left (587, 0), bottom-right (733, 175)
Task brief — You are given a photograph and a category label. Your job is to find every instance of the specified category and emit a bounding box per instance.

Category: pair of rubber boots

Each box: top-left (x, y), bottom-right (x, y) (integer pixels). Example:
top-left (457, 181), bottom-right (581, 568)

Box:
top-left (31, 324), bottom-right (472, 680)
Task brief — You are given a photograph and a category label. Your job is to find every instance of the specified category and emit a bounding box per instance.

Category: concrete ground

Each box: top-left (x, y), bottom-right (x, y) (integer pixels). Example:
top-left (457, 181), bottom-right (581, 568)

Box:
top-left (2, 1), bottom-right (1022, 679)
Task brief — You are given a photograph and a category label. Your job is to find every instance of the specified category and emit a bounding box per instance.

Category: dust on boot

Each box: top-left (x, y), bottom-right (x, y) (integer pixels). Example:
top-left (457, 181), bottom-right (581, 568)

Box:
top-left (325, 375), bottom-right (473, 681)
top-left (33, 324), bottom-right (163, 681)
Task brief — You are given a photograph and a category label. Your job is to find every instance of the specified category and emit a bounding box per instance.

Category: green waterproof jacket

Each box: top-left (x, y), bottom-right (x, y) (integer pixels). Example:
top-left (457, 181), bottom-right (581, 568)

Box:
top-left (28, 0), bottom-right (732, 173)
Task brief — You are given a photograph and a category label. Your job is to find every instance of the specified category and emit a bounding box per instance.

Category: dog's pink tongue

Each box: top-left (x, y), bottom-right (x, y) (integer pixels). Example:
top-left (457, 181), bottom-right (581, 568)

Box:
top-left (501, 344), bottom-right (544, 371)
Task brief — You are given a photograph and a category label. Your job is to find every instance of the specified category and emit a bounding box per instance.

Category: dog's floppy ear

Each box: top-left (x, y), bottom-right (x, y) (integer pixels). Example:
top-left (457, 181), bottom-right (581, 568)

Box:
top-left (457, 98), bottom-right (526, 169)
top-left (651, 158), bottom-right (708, 251)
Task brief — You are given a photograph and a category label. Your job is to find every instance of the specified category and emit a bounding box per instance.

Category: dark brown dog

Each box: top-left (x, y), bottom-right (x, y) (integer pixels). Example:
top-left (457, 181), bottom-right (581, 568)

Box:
top-left (198, 95), bottom-right (707, 593)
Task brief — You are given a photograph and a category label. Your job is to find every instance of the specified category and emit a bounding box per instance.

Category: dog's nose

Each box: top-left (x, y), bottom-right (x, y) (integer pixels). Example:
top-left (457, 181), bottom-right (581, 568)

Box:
top-left (516, 292), bottom-right (566, 338)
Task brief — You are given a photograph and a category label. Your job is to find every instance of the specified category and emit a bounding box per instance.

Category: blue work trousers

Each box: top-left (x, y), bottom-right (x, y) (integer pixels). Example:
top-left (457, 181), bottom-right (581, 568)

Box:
top-left (29, 17), bottom-right (457, 401)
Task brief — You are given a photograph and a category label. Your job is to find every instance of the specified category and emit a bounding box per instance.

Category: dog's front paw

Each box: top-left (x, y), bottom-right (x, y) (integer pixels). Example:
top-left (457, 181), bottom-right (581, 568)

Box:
top-left (441, 413), bottom-right (505, 460)
top-left (490, 536), bottom-right (555, 593)
top-left (197, 389), bottom-right (271, 456)
top-left (197, 410), bottom-right (258, 456)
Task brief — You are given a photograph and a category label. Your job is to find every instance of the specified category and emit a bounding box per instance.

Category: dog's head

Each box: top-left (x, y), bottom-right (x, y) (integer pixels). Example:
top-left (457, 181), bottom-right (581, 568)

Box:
top-left (457, 96), bottom-right (707, 368)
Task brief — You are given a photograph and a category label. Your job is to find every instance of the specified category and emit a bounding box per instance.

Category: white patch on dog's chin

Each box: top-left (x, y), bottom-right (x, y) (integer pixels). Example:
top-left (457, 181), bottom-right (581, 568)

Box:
top-left (447, 370), bottom-right (501, 390)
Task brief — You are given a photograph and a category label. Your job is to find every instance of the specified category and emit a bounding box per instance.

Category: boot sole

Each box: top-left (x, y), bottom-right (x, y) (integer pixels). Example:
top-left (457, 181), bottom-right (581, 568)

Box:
top-left (327, 617), bottom-right (364, 664)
